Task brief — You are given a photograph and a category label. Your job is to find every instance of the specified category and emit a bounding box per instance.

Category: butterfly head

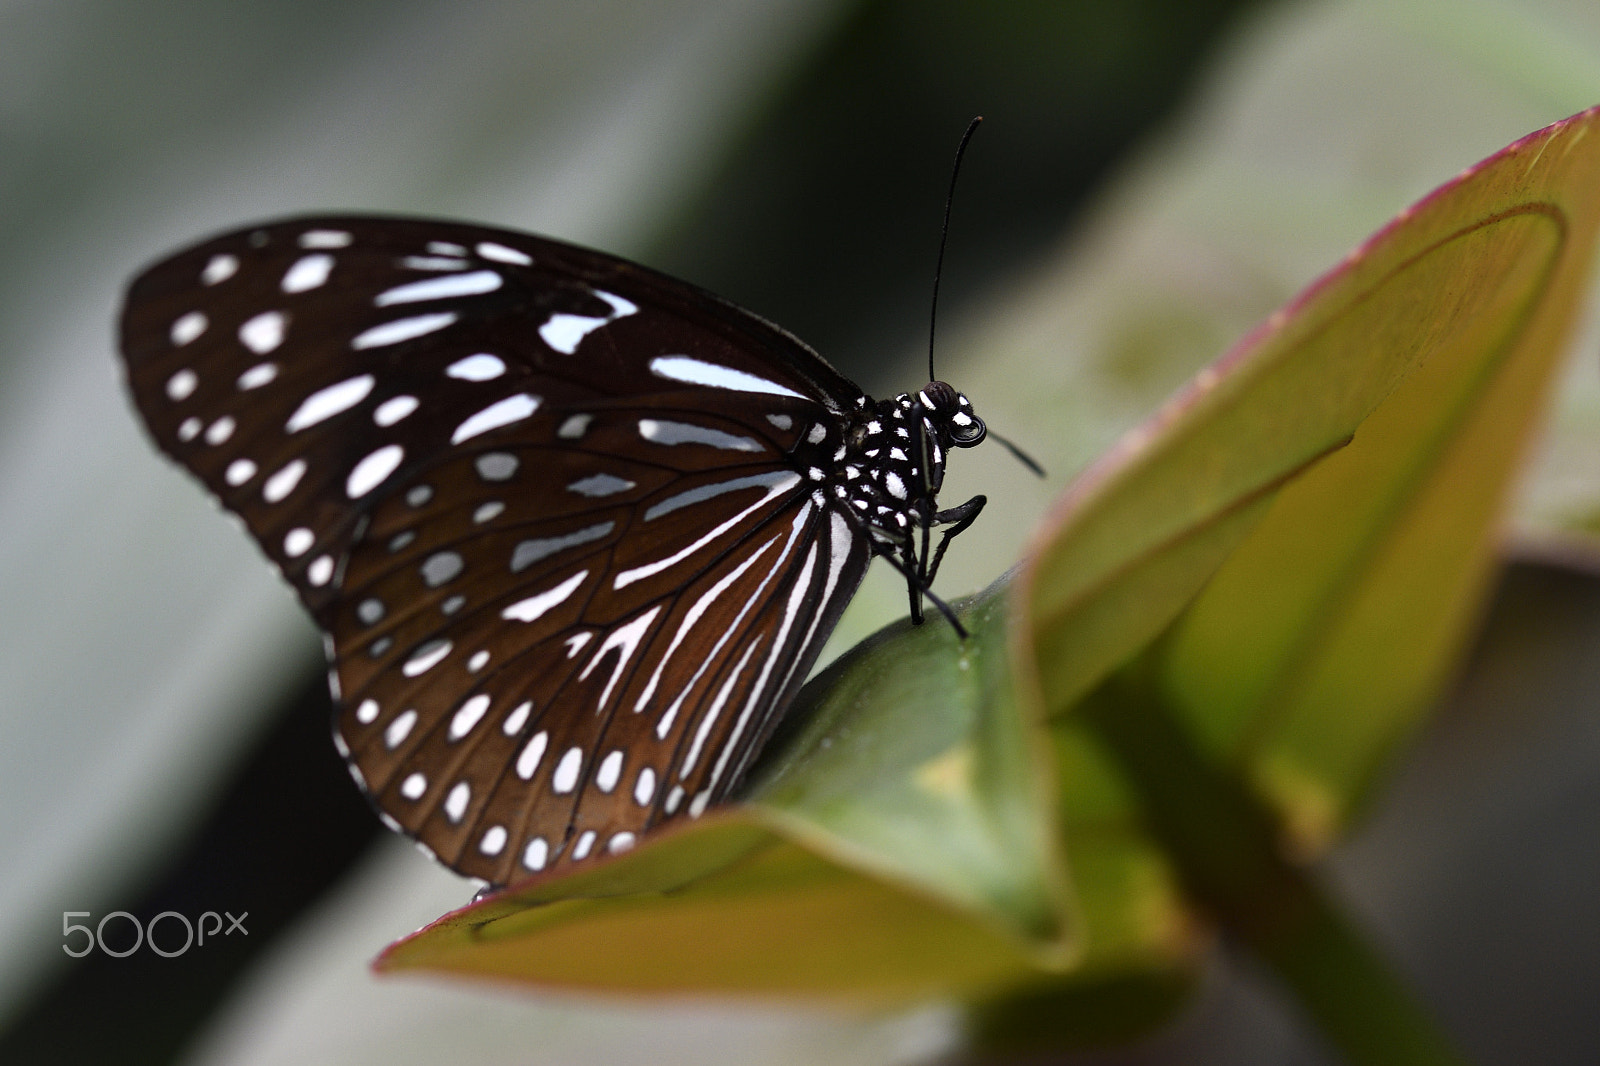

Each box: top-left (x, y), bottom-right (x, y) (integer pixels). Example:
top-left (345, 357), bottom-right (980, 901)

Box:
top-left (916, 380), bottom-right (986, 449)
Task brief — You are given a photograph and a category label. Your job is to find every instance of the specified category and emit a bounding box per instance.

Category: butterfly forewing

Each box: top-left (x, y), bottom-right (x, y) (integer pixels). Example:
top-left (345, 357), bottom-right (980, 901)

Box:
top-left (119, 216), bottom-right (872, 880)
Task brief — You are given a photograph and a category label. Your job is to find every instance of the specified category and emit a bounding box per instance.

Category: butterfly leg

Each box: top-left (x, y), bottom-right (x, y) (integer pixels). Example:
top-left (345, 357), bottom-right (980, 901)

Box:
top-left (903, 532), bottom-right (925, 626)
top-left (869, 537), bottom-right (969, 639)
top-left (923, 494), bottom-right (987, 588)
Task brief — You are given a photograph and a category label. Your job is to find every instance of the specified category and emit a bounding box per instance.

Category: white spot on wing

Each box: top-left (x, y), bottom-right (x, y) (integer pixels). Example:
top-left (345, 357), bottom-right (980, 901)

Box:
top-left (385, 708), bottom-right (418, 748)
top-left (400, 772), bottom-right (426, 800)
top-left (502, 700), bottom-right (532, 735)
top-left (479, 825), bottom-right (508, 855)
top-left (224, 458), bottom-right (256, 485)
top-left (239, 311), bottom-right (287, 354)
top-left (402, 638), bottom-right (451, 677)
top-left (552, 747), bottom-right (583, 793)
top-left (356, 699), bottom-right (380, 724)
top-left (608, 832), bottom-right (636, 854)
top-left (595, 291), bottom-right (637, 316)
top-left (374, 395), bottom-right (419, 426)
top-left (501, 570), bottom-right (587, 623)
top-left (476, 242), bottom-right (532, 265)
top-left (557, 414), bottom-right (592, 439)
top-left (346, 444), bottom-right (404, 497)
top-left (537, 290), bottom-right (636, 355)
top-left (262, 459), bottom-right (306, 503)
top-left (286, 374), bottom-right (374, 432)
top-left (237, 362), bottom-right (278, 390)
top-left (510, 524), bottom-right (611, 572)
top-left (566, 473), bottom-right (635, 498)
top-left (516, 731), bottom-right (549, 779)
top-left (299, 229), bottom-right (352, 248)
top-left (595, 750), bottom-right (623, 793)
top-left (421, 551), bottom-right (463, 587)
top-left (375, 269), bottom-right (502, 306)
top-left (281, 253), bottom-right (334, 293)
top-left (451, 393), bottom-right (539, 444)
top-left (449, 694), bottom-right (490, 740)
top-left (540, 314), bottom-right (605, 354)
top-left (170, 313), bottom-right (207, 346)
top-left (572, 830), bottom-right (597, 860)
top-left (401, 255), bottom-right (466, 270)
top-left (205, 416), bottom-right (235, 445)
top-left (649, 355), bottom-right (805, 399)
top-left (444, 781), bottom-right (470, 823)
top-left (445, 353), bottom-right (506, 381)
top-left (475, 452), bottom-right (518, 481)
top-left (634, 767), bottom-right (657, 806)
top-left (352, 312), bottom-right (457, 349)
top-left (638, 419), bottom-right (761, 452)
top-left (201, 255), bottom-right (238, 285)
top-left (523, 837), bottom-right (549, 870)
top-left (166, 368), bottom-right (198, 400)
top-left (283, 527), bottom-right (314, 557)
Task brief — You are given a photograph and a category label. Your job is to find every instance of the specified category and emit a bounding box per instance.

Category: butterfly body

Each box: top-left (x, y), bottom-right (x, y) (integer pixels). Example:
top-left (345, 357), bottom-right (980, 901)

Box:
top-left (119, 216), bottom-right (988, 885)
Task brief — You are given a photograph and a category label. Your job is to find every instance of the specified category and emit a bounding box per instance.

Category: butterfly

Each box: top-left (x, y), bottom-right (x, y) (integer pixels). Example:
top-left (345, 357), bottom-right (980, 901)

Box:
top-left (118, 215), bottom-right (994, 887)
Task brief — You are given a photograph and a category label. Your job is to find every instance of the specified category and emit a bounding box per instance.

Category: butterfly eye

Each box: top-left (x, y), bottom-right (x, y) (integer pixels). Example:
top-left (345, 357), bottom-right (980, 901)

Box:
top-left (949, 416), bottom-right (986, 446)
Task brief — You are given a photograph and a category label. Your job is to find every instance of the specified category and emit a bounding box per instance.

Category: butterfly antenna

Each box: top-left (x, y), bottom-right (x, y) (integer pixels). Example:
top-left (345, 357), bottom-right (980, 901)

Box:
top-left (990, 428), bottom-right (1047, 478)
top-left (929, 116), bottom-right (983, 383)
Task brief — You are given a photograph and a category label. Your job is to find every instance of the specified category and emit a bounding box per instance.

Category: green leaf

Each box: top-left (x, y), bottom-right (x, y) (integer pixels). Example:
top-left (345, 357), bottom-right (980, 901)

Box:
top-left (749, 578), bottom-right (1069, 951)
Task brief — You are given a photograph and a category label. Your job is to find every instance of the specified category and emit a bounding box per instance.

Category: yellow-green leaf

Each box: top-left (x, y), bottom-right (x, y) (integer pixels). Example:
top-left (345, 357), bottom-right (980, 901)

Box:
top-left (1151, 120), bottom-right (1600, 852)
top-left (1022, 104), bottom-right (1600, 967)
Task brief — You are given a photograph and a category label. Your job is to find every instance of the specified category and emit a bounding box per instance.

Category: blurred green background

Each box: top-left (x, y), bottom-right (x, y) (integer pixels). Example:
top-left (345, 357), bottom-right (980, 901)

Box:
top-left (3, 0), bottom-right (1600, 1062)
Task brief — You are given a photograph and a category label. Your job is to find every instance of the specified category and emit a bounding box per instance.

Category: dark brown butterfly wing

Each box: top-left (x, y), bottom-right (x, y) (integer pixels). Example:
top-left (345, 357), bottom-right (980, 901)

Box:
top-left (119, 216), bottom-right (871, 882)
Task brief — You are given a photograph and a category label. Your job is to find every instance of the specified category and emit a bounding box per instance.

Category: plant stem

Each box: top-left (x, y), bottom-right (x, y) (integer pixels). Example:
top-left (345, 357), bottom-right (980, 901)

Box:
top-left (1078, 670), bottom-right (1472, 1066)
